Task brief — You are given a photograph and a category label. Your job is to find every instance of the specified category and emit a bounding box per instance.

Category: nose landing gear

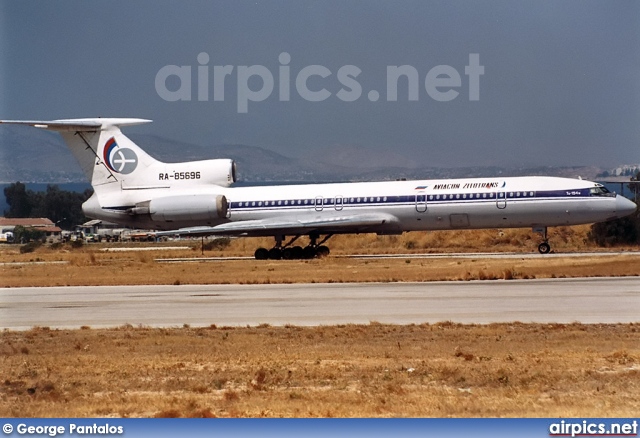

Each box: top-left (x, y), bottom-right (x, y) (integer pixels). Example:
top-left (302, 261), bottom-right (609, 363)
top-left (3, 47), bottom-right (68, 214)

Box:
top-left (537, 241), bottom-right (551, 254)
top-left (534, 227), bottom-right (551, 254)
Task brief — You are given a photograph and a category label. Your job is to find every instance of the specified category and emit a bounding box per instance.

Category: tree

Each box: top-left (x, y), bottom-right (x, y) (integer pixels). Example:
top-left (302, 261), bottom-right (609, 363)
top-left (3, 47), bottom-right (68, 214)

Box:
top-left (598, 170), bottom-right (610, 178)
top-left (3, 182), bottom-right (92, 229)
top-left (588, 200), bottom-right (640, 247)
top-left (4, 182), bottom-right (32, 217)
top-left (12, 225), bottom-right (45, 244)
top-left (588, 216), bottom-right (638, 246)
top-left (38, 185), bottom-right (89, 229)
top-left (628, 171), bottom-right (640, 205)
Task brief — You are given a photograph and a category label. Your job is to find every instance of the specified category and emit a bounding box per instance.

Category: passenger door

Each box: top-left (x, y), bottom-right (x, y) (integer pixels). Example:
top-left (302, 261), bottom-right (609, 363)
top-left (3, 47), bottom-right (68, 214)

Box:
top-left (496, 191), bottom-right (507, 209)
top-left (415, 193), bottom-right (427, 213)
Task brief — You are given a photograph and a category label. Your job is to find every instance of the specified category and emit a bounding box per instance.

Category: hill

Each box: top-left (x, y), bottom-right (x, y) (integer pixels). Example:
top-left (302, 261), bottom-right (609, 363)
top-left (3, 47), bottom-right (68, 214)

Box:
top-left (0, 125), bottom-right (606, 183)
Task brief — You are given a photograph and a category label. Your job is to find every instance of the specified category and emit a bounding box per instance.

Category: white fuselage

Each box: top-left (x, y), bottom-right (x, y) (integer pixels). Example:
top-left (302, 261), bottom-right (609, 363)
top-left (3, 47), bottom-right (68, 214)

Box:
top-left (85, 175), bottom-right (635, 235)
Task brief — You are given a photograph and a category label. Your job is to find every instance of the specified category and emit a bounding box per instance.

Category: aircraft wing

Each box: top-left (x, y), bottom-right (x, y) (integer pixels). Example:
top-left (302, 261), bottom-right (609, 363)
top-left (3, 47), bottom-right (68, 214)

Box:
top-left (157, 212), bottom-right (401, 237)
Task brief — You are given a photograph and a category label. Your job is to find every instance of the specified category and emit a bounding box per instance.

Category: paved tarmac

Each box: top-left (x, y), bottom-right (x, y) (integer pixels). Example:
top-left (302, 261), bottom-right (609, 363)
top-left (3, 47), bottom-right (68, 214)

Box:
top-left (156, 251), bottom-right (640, 262)
top-left (1, 277), bottom-right (638, 330)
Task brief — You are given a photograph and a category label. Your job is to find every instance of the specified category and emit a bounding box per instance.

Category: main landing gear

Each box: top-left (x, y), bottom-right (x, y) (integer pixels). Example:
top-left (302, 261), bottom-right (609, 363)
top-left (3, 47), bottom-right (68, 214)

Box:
top-left (535, 227), bottom-right (551, 254)
top-left (254, 233), bottom-right (333, 260)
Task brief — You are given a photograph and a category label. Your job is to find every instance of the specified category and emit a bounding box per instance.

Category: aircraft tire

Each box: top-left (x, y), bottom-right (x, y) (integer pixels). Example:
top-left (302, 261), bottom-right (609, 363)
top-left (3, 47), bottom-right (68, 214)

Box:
top-left (303, 246), bottom-right (317, 259)
top-left (292, 246), bottom-right (304, 259)
top-left (268, 248), bottom-right (282, 260)
top-left (316, 245), bottom-right (330, 258)
top-left (282, 248), bottom-right (294, 259)
top-left (538, 242), bottom-right (551, 254)
top-left (255, 247), bottom-right (269, 260)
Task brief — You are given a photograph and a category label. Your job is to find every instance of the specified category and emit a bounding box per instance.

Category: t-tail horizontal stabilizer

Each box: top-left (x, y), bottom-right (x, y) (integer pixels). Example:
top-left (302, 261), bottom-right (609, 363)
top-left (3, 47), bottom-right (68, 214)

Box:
top-left (0, 118), bottom-right (155, 188)
top-left (0, 118), bottom-right (152, 131)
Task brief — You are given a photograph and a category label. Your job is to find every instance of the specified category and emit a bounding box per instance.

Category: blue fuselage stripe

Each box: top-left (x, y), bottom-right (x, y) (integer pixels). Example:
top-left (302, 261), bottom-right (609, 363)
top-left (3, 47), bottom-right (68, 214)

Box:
top-left (229, 190), bottom-right (596, 211)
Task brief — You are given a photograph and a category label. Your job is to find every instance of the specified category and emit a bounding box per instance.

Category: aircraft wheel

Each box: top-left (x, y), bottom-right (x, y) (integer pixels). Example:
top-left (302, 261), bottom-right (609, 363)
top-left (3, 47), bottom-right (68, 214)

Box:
top-left (538, 242), bottom-right (551, 254)
top-left (303, 246), bottom-right (317, 259)
top-left (282, 248), bottom-right (293, 260)
top-left (268, 247), bottom-right (282, 260)
top-left (254, 248), bottom-right (269, 260)
top-left (292, 246), bottom-right (304, 259)
top-left (316, 245), bottom-right (330, 258)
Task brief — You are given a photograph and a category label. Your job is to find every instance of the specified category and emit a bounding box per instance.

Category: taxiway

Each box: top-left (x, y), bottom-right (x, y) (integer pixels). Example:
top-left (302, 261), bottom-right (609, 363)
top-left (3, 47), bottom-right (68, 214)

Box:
top-left (1, 277), bottom-right (638, 330)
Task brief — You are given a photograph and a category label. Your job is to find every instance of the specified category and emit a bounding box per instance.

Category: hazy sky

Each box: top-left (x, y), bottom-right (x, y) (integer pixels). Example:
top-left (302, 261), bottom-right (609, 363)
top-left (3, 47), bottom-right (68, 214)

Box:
top-left (2, 0), bottom-right (639, 168)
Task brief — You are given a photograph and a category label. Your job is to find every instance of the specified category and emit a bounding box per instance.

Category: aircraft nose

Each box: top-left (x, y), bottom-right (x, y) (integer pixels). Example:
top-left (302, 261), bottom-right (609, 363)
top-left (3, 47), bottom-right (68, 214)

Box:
top-left (615, 195), bottom-right (637, 218)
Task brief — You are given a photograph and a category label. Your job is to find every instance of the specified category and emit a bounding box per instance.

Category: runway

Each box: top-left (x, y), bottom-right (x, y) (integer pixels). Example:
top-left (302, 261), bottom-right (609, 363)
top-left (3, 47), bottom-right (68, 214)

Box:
top-left (1, 277), bottom-right (638, 330)
top-left (156, 251), bottom-right (640, 262)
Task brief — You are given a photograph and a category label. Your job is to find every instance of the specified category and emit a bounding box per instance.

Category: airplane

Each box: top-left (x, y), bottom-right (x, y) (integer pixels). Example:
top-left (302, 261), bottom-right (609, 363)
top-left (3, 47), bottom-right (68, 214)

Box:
top-left (1, 118), bottom-right (636, 259)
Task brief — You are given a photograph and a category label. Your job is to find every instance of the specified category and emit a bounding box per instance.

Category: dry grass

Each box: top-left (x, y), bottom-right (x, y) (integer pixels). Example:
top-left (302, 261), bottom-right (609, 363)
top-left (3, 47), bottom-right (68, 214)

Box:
top-left (1, 227), bottom-right (638, 418)
top-left (1, 226), bottom-right (639, 287)
top-left (0, 323), bottom-right (638, 417)
top-left (327, 225), bottom-right (598, 254)
top-left (155, 225), bottom-right (633, 256)
top-left (2, 251), bottom-right (640, 287)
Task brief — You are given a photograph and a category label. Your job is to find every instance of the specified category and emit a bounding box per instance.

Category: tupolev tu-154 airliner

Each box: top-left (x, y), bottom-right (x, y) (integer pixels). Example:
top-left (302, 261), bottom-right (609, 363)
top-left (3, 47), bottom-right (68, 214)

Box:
top-left (1, 118), bottom-right (636, 259)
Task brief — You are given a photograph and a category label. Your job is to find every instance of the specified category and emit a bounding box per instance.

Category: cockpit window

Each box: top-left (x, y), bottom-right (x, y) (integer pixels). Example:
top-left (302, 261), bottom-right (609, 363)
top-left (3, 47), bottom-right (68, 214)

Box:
top-left (590, 187), bottom-right (613, 196)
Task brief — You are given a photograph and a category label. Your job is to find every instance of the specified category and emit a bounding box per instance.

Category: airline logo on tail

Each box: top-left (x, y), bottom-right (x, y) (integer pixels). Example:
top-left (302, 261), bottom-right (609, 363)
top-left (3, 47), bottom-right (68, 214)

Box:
top-left (103, 137), bottom-right (138, 174)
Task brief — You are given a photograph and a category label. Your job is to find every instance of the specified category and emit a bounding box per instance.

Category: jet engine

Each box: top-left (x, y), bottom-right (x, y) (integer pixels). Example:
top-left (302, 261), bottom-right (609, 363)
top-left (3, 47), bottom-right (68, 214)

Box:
top-left (130, 194), bottom-right (228, 222)
top-left (200, 159), bottom-right (237, 187)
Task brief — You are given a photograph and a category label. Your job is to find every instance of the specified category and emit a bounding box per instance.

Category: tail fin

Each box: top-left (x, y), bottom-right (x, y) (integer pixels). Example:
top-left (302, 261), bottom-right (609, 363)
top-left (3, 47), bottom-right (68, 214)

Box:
top-left (2, 118), bottom-right (236, 229)
top-left (0, 118), bottom-right (156, 190)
